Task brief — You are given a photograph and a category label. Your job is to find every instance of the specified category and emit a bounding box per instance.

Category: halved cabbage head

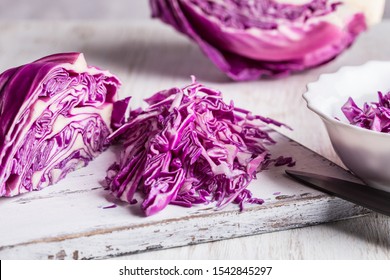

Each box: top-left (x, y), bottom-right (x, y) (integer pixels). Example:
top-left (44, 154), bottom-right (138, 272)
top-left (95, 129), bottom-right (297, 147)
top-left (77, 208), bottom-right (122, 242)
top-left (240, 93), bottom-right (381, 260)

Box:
top-left (0, 53), bottom-right (121, 196)
top-left (150, 0), bottom-right (384, 80)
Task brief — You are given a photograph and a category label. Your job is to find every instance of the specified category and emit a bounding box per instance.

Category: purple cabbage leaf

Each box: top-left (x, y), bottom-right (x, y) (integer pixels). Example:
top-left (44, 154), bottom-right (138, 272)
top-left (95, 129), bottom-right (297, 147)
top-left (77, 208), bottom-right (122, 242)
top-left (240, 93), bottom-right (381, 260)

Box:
top-left (0, 53), bottom-right (122, 197)
top-left (150, 0), bottom-right (367, 81)
top-left (106, 77), bottom-right (294, 216)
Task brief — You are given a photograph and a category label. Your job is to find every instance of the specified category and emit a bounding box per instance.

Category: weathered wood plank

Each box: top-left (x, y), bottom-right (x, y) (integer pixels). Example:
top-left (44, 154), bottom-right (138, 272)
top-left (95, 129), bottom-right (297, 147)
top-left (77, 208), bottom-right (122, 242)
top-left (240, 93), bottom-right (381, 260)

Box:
top-left (0, 131), bottom-right (369, 259)
top-left (0, 197), bottom-right (369, 260)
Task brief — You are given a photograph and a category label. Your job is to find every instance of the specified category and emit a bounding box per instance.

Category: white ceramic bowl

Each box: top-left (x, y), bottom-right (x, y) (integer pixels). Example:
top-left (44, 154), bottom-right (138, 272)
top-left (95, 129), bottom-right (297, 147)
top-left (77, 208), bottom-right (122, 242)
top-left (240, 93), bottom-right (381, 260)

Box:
top-left (304, 61), bottom-right (390, 192)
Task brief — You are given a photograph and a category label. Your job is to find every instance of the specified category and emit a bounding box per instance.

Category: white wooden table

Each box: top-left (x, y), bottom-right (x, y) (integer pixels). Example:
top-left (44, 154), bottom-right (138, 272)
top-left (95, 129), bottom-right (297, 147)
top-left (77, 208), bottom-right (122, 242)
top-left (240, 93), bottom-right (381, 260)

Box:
top-left (1, 20), bottom-right (390, 259)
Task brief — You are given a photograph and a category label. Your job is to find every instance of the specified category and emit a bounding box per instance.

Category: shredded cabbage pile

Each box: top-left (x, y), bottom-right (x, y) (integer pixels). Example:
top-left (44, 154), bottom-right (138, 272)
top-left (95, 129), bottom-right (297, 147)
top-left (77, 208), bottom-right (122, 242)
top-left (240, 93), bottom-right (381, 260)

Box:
top-left (341, 91), bottom-right (390, 132)
top-left (106, 78), bottom-right (294, 216)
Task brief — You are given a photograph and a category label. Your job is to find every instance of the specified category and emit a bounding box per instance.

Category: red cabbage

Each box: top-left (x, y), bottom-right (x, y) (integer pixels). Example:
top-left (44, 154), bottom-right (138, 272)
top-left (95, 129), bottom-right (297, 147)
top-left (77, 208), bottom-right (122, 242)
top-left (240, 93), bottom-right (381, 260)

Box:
top-left (341, 91), bottom-right (390, 132)
top-left (0, 53), bottom-right (122, 197)
top-left (106, 78), bottom-right (294, 216)
top-left (150, 0), bottom-right (367, 81)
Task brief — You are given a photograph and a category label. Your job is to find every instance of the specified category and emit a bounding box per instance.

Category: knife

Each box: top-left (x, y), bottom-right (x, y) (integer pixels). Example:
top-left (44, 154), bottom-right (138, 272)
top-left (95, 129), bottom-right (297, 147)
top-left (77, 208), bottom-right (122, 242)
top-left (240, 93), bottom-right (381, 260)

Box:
top-left (285, 170), bottom-right (390, 216)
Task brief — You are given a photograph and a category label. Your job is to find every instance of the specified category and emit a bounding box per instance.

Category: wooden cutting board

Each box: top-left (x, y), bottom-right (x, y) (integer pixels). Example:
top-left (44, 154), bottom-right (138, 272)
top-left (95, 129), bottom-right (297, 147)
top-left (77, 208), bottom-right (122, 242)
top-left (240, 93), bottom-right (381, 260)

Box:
top-left (0, 129), bottom-right (369, 260)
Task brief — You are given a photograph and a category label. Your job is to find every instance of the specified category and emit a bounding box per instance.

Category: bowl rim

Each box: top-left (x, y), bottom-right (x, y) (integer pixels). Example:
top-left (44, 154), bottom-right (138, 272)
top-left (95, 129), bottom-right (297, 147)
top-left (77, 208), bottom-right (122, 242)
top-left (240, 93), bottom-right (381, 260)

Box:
top-left (303, 60), bottom-right (390, 139)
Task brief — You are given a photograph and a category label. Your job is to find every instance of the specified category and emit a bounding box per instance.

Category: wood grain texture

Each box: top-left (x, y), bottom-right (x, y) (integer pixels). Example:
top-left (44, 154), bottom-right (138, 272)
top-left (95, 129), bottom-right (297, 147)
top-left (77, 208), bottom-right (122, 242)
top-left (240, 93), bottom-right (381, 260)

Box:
top-left (0, 20), bottom-right (390, 259)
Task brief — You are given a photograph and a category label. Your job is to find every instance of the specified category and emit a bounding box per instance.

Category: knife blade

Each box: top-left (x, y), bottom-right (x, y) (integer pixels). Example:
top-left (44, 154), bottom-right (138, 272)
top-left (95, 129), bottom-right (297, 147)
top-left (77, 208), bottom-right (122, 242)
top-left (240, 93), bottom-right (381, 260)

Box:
top-left (285, 170), bottom-right (390, 216)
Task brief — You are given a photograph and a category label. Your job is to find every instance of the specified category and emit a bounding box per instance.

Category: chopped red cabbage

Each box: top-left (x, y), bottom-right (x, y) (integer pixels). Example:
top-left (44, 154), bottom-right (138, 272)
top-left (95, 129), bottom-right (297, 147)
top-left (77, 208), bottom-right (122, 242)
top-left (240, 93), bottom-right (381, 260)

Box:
top-left (0, 53), bottom-right (122, 197)
top-left (341, 91), bottom-right (390, 132)
top-left (150, 0), bottom-right (367, 81)
top-left (106, 78), bottom-right (294, 216)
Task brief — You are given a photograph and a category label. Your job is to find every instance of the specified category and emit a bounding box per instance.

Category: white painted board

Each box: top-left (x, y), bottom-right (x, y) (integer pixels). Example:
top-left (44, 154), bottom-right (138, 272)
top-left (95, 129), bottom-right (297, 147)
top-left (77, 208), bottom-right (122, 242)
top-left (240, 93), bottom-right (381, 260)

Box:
top-left (0, 130), bottom-right (369, 259)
